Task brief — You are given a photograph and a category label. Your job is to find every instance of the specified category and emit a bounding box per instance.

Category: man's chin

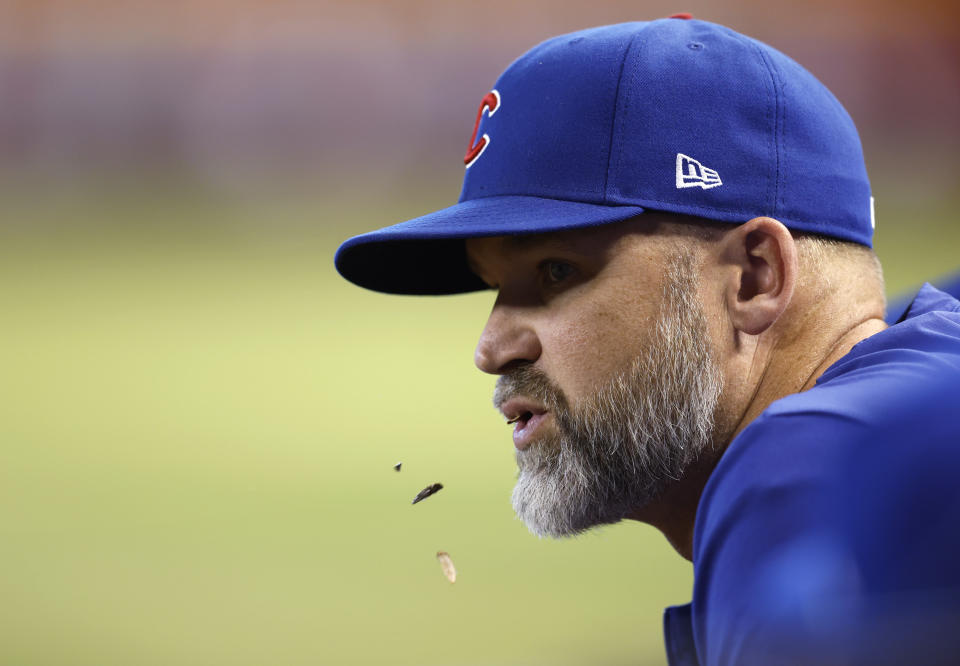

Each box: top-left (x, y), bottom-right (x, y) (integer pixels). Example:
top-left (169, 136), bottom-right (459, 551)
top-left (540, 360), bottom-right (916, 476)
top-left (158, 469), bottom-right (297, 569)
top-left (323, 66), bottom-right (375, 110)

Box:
top-left (511, 473), bottom-right (628, 539)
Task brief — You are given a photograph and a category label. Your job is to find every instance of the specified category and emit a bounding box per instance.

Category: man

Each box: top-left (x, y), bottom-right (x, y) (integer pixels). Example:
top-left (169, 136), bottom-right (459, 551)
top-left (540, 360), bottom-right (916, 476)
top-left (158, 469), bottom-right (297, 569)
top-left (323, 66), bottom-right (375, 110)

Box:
top-left (335, 17), bottom-right (960, 665)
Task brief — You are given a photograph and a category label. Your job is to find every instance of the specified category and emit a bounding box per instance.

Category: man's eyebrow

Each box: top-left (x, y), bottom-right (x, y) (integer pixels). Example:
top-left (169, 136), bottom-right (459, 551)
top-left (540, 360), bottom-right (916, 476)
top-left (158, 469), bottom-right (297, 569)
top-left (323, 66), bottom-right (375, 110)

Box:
top-left (503, 233), bottom-right (580, 252)
top-left (466, 232), bottom-right (587, 286)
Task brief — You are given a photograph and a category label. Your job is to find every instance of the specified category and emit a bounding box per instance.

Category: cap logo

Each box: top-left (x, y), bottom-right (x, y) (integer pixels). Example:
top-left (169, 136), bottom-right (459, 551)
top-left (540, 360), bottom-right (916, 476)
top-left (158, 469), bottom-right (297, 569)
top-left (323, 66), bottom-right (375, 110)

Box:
top-left (463, 90), bottom-right (501, 168)
top-left (676, 153), bottom-right (722, 190)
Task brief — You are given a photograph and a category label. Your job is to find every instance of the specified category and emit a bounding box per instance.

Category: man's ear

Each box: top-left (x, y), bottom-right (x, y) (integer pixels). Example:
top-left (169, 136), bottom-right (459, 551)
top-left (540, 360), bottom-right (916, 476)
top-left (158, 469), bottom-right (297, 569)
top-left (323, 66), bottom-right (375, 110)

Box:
top-left (721, 217), bottom-right (798, 336)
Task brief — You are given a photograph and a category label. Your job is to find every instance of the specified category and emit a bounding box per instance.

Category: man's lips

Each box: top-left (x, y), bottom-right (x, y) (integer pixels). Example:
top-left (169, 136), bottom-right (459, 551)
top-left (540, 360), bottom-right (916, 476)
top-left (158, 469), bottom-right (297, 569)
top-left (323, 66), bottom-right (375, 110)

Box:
top-left (498, 398), bottom-right (549, 450)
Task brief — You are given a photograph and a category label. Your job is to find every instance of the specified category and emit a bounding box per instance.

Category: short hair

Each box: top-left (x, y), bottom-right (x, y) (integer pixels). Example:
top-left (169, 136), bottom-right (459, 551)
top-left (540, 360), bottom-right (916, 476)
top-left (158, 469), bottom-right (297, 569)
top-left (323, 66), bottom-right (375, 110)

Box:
top-left (792, 232), bottom-right (885, 310)
top-left (649, 213), bottom-right (886, 311)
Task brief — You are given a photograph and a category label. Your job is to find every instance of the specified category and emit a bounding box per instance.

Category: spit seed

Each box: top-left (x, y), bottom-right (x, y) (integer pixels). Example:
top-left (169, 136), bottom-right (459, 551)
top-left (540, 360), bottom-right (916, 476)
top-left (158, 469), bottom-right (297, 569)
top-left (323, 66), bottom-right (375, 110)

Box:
top-left (436, 551), bottom-right (456, 583)
top-left (393, 462), bottom-right (402, 472)
top-left (411, 483), bottom-right (443, 504)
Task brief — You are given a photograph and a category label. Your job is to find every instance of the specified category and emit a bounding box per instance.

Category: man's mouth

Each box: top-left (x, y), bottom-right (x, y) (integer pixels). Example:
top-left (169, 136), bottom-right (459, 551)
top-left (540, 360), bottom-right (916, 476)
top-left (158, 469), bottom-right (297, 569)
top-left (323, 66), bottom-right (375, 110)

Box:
top-left (499, 398), bottom-right (549, 450)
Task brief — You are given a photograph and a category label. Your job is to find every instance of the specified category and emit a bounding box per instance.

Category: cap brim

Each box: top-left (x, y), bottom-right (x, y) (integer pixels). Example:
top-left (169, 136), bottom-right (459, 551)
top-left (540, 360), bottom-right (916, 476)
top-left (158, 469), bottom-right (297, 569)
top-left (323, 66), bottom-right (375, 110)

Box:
top-left (334, 195), bottom-right (645, 295)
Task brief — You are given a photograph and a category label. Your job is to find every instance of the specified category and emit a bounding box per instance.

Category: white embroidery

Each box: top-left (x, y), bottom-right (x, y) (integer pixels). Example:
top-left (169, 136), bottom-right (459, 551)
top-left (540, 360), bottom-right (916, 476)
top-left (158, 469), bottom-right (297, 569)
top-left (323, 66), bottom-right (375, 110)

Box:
top-left (676, 153), bottom-right (722, 190)
top-left (488, 89), bottom-right (501, 116)
top-left (870, 196), bottom-right (876, 230)
top-left (465, 133), bottom-right (492, 168)
top-left (465, 89), bottom-right (501, 169)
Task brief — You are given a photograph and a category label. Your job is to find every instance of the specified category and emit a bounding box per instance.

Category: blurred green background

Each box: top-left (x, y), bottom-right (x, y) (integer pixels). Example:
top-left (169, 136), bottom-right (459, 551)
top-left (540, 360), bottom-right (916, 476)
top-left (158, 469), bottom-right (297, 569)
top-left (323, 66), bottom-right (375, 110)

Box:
top-left (1, 1), bottom-right (958, 664)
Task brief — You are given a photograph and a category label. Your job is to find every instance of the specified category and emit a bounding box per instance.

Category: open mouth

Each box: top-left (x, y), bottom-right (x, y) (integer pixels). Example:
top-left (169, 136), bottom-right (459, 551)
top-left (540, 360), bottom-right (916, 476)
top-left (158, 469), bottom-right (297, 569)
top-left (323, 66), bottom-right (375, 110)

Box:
top-left (498, 397), bottom-right (549, 450)
top-left (511, 412), bottom-right (548, 449)
top-left (500, 405), bottom-right (547, 450)
top-left (506, 411), bottom-right (532, 426)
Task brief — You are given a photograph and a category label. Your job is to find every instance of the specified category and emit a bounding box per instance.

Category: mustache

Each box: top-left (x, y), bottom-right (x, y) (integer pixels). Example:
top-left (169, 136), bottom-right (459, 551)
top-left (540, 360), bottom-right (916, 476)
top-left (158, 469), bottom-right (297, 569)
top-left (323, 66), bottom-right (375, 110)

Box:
top-left (493, 365), bottom-right (570, 414)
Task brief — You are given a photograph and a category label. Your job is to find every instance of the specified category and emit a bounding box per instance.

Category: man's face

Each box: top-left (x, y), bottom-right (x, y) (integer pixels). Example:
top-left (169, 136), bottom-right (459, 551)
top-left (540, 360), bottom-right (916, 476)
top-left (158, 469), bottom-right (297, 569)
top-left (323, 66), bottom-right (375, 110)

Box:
top-left (465, 218), bottom-right (724, 537)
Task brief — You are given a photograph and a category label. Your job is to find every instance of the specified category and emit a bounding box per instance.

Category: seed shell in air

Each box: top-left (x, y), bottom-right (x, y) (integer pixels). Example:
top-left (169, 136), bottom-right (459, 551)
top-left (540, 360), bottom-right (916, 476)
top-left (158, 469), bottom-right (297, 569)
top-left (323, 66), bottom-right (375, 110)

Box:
top-left (436, 551), bottom-right (456, 583)
top-left (393, 462), bottom-right (402, 472)
top-left (411, 483), bottom-right (443, 504)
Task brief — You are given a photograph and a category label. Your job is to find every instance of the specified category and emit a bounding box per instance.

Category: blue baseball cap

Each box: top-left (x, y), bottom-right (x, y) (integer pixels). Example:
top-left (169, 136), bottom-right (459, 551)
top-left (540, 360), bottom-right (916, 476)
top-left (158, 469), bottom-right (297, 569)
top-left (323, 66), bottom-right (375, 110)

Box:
top-left (335, 16), bottom-right (874, 295)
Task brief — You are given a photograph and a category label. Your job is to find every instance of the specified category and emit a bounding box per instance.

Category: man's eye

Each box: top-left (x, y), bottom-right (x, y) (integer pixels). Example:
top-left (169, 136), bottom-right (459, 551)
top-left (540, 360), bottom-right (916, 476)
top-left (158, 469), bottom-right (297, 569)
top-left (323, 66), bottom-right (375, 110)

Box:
top-left (541, 261), bottom-right (575, 285)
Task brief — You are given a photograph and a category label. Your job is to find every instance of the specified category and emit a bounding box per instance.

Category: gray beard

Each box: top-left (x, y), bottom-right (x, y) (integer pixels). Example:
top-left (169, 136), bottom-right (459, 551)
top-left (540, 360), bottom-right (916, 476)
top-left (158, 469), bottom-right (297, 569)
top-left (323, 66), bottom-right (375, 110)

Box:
top-left (494, 255), bottom-right (723, 538)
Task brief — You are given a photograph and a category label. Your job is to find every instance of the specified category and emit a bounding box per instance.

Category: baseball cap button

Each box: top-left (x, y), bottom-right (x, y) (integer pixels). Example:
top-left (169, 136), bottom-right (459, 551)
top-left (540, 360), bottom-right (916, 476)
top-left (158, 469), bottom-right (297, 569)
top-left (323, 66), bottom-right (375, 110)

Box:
top-left (668, 13), bottom-right (693, 19)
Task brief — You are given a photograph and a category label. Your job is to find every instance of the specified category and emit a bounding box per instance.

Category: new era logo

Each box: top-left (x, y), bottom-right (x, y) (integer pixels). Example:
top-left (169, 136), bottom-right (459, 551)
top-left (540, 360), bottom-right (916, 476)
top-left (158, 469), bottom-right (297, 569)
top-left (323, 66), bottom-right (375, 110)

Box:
top-left (676, 153), bottom-right (722, 190)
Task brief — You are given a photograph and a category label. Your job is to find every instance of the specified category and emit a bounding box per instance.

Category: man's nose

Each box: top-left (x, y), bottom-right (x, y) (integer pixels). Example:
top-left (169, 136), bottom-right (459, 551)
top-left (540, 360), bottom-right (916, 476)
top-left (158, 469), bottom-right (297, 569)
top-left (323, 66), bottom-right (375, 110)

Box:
top-left (474, 303), bottom-right (541, 375)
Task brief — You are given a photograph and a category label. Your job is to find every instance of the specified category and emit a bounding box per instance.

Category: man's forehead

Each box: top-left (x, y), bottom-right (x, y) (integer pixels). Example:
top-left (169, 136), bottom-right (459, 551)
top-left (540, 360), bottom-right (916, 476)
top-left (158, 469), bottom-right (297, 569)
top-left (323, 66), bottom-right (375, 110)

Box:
top-left (480, 230), bottom-right (584, 253)
top-left (465, 227), bottom-right (606, 274)
top-left (465, 220), bottom-right (674, 288)
top-left (465, 215), bottom-right (684, 264)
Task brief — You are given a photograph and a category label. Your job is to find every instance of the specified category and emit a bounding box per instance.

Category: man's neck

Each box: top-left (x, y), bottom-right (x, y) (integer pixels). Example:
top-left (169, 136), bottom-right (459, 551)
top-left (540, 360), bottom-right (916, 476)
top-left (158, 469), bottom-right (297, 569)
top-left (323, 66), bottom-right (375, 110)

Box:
top-left (627, 457), bottom-right (718, 561)
top-left (731, 314), bottom-right (888, 440)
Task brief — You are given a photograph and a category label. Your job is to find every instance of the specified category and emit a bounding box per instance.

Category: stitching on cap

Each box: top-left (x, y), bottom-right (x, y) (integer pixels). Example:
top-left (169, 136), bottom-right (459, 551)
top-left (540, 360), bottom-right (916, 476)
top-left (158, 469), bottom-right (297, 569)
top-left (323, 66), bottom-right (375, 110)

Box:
top-left (722, 25), bottom-right (779, 218)
top-left (603, 26), bottom-right (646, 202)
top-left (611, 24), bottom-right (655, 203)
top-left (749, 39), bottom-right (782, 217)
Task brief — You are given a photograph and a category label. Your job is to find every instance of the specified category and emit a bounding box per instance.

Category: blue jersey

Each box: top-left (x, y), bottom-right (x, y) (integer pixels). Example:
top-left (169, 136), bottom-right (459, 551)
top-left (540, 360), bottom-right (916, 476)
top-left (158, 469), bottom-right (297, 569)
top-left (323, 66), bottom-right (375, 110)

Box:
top-left (665, 284), bottom-right (960, 666)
